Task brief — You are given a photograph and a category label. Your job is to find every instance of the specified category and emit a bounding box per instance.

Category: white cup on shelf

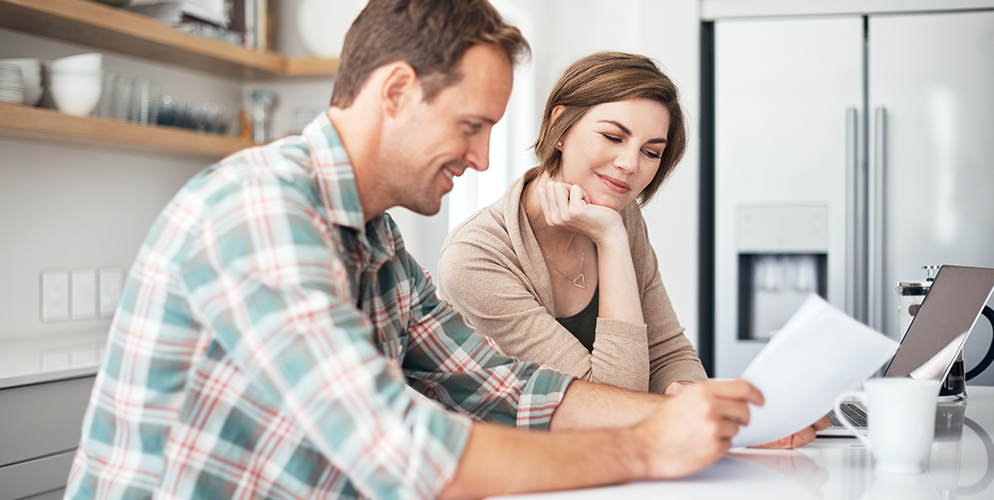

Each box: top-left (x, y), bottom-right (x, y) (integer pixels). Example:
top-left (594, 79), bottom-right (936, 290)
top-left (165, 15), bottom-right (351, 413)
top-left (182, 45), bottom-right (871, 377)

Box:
top-left (50, 70), bottom-right (103, 116)
top-left (51, 53), bottom-right (103, 73)
top-left (834, 378), bottom-right (941, 474)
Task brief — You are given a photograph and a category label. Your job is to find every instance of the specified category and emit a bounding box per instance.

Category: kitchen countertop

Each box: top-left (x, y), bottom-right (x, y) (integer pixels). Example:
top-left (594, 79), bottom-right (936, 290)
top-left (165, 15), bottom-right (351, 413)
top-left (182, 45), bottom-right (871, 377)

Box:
top-left (490, 386), bottom-right (994, 500)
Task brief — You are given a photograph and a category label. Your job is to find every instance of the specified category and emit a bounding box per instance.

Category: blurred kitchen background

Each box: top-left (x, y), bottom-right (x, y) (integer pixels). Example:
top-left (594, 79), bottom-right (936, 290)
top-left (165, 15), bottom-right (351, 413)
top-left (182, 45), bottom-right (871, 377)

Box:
top-left (3, 1), bottom-right (994, 496)
top-left (1, 0), bottom-right (993, 383)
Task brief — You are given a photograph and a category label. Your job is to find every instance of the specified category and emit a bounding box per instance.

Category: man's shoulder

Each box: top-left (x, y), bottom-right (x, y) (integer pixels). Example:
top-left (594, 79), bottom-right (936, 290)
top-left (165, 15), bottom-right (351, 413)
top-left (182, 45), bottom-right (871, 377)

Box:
top-left (185, 137), bottom-right (320, 211)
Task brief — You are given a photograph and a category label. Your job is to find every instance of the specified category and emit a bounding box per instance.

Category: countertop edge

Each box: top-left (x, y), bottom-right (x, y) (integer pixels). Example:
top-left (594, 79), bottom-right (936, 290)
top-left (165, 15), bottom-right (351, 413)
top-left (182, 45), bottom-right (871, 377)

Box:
top-left (0, 365), bottom-right (99, 390)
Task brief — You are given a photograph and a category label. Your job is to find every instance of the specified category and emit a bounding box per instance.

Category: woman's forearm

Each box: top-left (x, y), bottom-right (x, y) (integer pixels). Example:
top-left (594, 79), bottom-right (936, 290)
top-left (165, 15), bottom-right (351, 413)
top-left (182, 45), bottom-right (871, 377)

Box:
top-left (593, 226), bottom-right (644, 326)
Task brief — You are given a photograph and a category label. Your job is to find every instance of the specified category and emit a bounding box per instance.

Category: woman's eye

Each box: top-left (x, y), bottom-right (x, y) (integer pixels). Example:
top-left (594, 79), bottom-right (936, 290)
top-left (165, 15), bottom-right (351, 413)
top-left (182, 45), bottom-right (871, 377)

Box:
top-left (601, 133), bottom-right (622, 143)
top-left (643, 149), bottom-right (662, 160)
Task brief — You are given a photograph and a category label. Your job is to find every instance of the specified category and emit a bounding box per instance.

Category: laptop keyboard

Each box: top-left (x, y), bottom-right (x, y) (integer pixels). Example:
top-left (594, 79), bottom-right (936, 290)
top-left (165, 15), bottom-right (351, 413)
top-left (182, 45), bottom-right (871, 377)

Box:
top-left (829, 402), bottom-right (868, 427)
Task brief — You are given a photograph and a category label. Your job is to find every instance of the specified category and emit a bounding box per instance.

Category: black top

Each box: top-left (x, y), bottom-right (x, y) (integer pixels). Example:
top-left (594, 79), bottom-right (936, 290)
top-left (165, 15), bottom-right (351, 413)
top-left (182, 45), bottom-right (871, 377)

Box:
top-left (556, 287), bottom-right (599, 353)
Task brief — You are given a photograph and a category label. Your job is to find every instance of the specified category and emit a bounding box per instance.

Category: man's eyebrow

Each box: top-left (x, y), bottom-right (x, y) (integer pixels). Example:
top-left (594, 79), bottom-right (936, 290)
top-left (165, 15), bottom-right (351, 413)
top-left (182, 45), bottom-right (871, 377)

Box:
top-left (599, 120), bottom-right (667, 144)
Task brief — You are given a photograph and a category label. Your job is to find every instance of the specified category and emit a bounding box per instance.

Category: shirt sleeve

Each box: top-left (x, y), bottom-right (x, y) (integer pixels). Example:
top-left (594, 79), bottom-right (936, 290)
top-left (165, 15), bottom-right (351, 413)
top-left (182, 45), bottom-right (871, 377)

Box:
top-left (180, 177), bottom-right (470, 500)
top-left (386, 218), bottom-right (574, 430)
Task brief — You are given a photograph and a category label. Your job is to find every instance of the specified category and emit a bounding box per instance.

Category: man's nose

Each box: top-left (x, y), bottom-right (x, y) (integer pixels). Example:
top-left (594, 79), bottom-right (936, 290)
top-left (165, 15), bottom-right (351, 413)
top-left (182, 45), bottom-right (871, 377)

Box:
top-left (465, 134), bottom-right (490, 172)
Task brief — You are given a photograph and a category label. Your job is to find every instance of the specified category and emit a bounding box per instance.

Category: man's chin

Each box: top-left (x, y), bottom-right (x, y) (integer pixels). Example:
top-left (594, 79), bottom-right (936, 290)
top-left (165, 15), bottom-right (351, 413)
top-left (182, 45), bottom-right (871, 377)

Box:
top-left (401, 198), bottom-right (443, 217)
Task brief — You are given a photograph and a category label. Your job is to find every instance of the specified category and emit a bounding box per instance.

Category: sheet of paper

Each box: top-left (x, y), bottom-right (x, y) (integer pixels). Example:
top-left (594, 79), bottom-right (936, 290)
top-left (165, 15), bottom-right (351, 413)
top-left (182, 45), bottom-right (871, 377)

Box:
top-left (731, 294), bottom-right (900, 448)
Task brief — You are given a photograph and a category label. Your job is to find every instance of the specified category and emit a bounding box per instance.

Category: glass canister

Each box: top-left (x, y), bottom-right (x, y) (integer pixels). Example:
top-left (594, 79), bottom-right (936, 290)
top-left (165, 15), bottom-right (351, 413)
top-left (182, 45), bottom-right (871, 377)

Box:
top-left (896, 278), bottom-right (930, 342)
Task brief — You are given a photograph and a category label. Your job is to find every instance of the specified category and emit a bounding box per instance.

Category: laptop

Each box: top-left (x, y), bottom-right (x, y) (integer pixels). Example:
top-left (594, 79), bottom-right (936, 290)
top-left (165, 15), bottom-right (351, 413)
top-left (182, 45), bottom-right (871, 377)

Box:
top-left (819, 264), bottom-right (994, 437)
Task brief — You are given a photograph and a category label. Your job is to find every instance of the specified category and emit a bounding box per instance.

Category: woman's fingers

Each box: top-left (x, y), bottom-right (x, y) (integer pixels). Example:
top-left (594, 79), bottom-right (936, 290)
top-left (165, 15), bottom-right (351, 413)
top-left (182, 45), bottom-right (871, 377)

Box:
top-left (549, 181), bottom-right (572, 216)
top-left (536, 185), bottom-right (553, 224)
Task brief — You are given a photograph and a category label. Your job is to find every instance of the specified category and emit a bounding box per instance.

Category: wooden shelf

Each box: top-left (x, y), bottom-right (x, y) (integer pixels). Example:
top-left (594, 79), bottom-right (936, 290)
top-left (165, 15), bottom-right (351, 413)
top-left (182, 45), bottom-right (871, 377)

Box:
top-left (0, 102), bottom-right (254, 158)
top-left (0, 0), bottom-right (338, 79)
top-left (284, 57), bottom-right (341, 76)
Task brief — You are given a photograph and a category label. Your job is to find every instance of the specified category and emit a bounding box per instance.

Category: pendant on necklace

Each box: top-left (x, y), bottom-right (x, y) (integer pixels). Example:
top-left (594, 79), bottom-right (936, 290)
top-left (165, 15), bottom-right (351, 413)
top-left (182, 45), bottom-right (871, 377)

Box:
top-left (571, 273), bottom-right (586, 289)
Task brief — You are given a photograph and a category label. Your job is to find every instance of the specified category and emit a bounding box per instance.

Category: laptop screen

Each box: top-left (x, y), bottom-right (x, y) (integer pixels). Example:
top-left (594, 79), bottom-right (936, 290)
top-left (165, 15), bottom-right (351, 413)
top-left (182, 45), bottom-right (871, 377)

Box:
top-left (885, 265), bottom-right (994, 380)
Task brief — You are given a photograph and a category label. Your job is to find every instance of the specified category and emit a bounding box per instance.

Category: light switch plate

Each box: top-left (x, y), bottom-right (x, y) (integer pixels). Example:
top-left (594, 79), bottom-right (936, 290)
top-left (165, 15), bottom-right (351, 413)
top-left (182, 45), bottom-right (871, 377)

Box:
top-left (71, 268), bottom-right (97, 320)
top-left (41, 269), bottom-right (70, 322)
top-left (99, 268), bottom-right (123, 319)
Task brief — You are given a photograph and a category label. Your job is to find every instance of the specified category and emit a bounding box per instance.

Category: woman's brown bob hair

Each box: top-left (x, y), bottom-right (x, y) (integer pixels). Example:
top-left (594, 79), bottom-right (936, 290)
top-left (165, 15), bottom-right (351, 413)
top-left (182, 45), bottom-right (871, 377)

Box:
top-left (533, 52), bottom-right (687, 207)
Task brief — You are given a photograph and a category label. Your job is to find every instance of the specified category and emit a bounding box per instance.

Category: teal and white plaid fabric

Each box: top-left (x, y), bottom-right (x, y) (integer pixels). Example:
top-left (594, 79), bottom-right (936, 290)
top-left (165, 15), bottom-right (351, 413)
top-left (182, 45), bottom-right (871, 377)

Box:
top-left (65, 113), bottom-right (573, 500)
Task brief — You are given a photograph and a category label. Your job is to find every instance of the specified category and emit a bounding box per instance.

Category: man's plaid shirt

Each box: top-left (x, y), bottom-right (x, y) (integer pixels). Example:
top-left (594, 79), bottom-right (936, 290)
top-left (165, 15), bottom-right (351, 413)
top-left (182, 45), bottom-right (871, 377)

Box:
top-left (65, 113), bottom-right (574, 500)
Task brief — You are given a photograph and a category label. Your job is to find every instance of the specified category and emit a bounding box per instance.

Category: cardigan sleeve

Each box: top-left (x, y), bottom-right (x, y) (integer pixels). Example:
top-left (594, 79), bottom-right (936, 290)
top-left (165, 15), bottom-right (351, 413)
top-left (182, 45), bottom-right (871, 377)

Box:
top-left (628, 211), bottom-right (709, 393)
top-left (437, 217), bottom-right (651, 392)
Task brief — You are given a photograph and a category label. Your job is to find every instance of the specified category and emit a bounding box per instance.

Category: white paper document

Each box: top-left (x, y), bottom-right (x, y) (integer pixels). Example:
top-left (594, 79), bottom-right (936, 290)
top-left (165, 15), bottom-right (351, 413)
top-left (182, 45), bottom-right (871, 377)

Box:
top-left (731, 294), bottom-right (900, 447)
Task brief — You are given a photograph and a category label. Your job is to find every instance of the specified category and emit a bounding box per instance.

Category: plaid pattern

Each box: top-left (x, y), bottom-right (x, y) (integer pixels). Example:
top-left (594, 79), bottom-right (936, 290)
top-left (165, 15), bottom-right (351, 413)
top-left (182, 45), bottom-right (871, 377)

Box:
top-left (65, 113), bottom-right (573, 500)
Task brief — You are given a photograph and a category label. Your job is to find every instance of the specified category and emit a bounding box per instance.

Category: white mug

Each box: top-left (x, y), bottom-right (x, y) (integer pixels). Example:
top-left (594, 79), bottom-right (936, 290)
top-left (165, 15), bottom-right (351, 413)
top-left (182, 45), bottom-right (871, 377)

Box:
top-left (835, 378), bottom-right (941, 474)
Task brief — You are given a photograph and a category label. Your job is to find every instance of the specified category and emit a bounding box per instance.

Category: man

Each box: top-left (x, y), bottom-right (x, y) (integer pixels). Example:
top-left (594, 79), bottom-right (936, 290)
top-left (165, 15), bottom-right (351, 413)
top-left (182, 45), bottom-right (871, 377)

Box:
top-left (66, 1), bottom-right (826, 498)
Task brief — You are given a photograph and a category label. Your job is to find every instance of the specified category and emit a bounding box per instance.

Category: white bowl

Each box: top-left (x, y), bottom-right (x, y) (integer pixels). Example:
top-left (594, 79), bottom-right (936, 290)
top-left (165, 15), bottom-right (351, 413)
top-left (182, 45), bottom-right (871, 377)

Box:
top-left (51, 53), bottom-right (103, 73)
top-left (22, 80), bottom-right (43, 106)
top-left (50, 72), bottom-right (103, 116)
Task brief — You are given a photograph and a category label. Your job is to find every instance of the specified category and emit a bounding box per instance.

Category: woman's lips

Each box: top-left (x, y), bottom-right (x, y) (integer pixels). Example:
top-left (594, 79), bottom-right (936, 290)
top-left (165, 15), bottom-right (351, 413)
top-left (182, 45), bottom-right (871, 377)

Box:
top-left (597, 174), bottom-right (631, 194)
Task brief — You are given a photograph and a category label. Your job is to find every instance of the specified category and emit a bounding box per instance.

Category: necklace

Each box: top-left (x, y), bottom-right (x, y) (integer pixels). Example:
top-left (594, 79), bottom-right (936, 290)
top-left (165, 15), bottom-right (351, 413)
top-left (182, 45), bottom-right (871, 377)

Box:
top-left (538, 241), bottom-right (586, 289)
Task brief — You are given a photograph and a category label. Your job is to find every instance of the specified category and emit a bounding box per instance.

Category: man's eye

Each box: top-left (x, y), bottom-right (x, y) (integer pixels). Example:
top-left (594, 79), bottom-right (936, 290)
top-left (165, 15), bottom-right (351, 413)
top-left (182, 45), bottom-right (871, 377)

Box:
top-left (465, 123), bottom-right (483, 134)
top-left (601, 134), bottom-right (621, 143)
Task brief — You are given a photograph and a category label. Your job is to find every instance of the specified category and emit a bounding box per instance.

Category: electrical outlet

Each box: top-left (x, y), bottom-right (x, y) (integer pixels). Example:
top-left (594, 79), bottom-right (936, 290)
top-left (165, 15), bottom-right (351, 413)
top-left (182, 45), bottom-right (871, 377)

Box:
top-left (41, 270), bottom-right (69, 322)
top-left (99, 268), bottom-right (123, 319)
top-left (71, 268), bottom-right (97, 320)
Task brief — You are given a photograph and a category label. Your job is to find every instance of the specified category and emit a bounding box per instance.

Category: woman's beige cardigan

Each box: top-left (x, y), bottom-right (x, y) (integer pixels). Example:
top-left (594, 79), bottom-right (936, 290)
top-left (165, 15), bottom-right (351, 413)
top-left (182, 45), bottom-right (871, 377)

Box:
top-left (437, 169), bottom-right (706, 393)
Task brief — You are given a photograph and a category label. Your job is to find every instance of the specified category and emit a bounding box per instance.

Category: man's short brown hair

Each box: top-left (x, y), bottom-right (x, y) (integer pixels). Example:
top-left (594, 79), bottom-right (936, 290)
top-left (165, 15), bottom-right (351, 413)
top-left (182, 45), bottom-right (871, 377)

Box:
top-left (330, 0), bottom-right (529, 108)
top-left (533, 52), bottom-right (688, 207)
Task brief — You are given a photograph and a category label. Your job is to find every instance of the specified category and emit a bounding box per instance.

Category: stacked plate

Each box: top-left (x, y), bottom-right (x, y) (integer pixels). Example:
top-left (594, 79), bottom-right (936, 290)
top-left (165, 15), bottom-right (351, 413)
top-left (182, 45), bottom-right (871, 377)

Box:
top-left (0, 62), bottom-right (25, 104)
top-left (0, 58), bottom-right (43, 106)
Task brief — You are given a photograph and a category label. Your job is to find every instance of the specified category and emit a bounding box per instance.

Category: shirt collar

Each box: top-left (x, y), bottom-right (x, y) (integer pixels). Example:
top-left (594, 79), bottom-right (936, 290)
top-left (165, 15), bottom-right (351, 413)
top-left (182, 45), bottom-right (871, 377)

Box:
top-left (302, 112), bottom-right (367, 232)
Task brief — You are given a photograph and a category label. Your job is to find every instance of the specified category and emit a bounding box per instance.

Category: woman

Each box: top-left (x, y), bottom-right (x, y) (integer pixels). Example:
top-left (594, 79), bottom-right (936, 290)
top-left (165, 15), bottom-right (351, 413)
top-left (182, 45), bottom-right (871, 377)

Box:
top-left (437, 52), bottom-right (706, 394)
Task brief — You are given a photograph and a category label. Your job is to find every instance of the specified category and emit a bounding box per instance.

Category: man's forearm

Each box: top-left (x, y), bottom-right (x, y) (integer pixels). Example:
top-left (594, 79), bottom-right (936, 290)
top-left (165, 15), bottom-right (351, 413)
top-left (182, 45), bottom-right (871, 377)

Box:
top-left (440, 380), bottom-right (661, 499)
top-left (549, 379), bottom-right (666, 431)
top-left (440, 379), bottom-right (766, 499)
top-left (439, 421), bottom-right (644, 500)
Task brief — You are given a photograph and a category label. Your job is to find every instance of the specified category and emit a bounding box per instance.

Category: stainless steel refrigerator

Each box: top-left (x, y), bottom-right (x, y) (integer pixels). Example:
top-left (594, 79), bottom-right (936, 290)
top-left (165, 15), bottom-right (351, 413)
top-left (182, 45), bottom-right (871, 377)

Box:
top-left (709, 11), bottom-right (994, 379)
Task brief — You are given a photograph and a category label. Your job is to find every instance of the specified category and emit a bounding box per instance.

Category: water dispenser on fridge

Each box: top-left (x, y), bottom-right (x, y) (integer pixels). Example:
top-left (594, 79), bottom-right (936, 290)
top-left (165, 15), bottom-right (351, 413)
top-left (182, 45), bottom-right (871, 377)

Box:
top-left (739, 253), bottom-right (827, 340)
top-left (715, 205), bottom-right (830, 376)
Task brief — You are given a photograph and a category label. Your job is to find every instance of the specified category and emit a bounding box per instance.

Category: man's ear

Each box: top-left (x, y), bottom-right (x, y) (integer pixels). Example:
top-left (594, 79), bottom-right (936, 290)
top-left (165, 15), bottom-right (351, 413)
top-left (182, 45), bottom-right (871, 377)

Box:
top-left (380, 62), bottom-right (420, 117)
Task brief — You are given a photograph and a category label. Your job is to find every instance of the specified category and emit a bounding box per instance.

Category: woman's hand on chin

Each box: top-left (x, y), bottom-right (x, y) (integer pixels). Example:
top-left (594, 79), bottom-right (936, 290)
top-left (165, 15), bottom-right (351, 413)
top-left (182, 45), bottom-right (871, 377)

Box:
top-left (537, 181), bottom-right (625, 244)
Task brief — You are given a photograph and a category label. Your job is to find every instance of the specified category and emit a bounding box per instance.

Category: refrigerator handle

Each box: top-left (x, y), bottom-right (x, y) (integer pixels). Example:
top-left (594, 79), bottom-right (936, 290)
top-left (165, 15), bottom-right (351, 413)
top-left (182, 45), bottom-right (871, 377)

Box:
top-left (868, 107), bottom-right (887, 332)
top-left (845, 107), bottom-right (860, 318)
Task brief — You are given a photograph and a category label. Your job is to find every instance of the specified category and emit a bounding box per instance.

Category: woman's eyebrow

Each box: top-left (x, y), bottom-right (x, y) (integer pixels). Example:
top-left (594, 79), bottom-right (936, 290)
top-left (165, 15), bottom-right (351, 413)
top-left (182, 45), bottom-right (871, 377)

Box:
top-left (598, 120), bottom-right (667, 144)
top-left (599, 120), bottom-right (632, 136)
